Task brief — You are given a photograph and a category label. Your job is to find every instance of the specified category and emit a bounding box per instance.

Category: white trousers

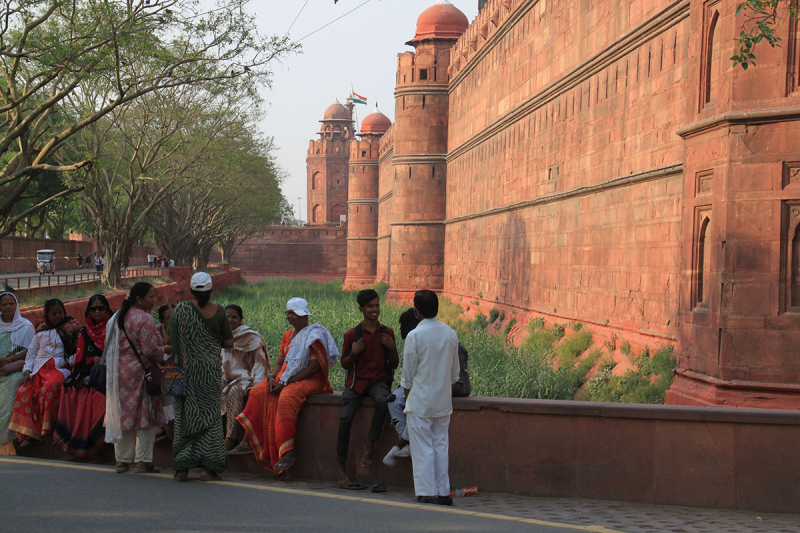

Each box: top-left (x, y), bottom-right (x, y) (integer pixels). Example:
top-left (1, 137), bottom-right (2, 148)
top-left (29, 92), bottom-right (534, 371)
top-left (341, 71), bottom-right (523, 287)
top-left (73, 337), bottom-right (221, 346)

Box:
top-left (114, 428), bottom-right (156, 464)
top-left (407, 413), bottom-right (451, 497)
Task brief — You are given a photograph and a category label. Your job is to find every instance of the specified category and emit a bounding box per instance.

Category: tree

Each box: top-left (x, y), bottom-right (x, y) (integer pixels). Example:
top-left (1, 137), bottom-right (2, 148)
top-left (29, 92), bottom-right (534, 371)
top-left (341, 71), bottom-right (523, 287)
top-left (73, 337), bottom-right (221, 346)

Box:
top-left (733, 0), bottom-right (799, 69)
top-left (0, 0), bottom-right (295, 237)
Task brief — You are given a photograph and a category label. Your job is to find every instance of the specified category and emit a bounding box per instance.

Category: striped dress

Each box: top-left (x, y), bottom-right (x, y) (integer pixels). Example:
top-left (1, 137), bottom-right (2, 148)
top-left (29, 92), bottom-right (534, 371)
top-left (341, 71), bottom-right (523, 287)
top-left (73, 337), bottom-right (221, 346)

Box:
top-left (169, 301), bottom-right (233, 474)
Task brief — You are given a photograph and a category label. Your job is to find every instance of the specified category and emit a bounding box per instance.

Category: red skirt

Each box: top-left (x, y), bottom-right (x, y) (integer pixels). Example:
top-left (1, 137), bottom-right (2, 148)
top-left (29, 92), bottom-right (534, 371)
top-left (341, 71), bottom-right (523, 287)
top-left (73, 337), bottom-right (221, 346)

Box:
top-left (53, 385), bottom-right (106, 457)
top-left (9, 359), bottom-right (65, 442)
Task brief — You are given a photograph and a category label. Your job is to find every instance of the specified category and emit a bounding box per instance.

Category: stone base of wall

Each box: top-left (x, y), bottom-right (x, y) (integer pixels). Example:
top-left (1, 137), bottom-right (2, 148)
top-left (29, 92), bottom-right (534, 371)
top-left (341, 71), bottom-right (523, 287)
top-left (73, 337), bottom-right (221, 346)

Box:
top-left (667, 371), bottom-right (800, 410)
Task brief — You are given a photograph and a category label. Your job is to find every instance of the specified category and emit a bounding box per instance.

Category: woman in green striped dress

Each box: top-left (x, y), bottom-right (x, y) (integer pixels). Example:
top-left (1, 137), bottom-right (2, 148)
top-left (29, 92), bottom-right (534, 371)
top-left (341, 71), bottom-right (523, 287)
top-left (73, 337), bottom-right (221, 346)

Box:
top-left (169, 273), bottom-right (233, 481)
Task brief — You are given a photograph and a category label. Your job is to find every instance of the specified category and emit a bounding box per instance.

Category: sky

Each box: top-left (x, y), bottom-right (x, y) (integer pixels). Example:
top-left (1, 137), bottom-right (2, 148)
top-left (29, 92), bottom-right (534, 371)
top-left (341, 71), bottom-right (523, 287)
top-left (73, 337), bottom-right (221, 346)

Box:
top-left (250, 0), bottom-right (479, 222)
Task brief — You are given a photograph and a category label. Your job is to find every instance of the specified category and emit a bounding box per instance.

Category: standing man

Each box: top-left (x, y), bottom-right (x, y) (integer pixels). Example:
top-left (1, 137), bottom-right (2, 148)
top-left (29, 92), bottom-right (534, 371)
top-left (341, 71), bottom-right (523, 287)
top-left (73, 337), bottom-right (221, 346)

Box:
top-left (336, 289), bottom-right (398, 491)
top-left (401, 290), bottom-right (460, 506)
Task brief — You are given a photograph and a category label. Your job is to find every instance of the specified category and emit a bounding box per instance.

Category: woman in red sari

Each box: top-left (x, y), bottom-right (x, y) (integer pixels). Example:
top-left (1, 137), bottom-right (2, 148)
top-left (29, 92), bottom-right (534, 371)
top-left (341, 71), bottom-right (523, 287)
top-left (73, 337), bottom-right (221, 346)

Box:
top-left (237, 297), bottom-right (339, 473)
top-left (53, 295), bottom-right (112, 456)
top-left (9, 299), bottom-right (80, 447)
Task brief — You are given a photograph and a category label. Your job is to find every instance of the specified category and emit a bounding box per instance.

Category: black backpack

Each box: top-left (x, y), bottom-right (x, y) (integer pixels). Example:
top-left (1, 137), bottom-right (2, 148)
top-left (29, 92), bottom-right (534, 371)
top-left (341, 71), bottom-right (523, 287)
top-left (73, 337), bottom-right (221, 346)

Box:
top-left (353, 323), bottom-right (394, 387)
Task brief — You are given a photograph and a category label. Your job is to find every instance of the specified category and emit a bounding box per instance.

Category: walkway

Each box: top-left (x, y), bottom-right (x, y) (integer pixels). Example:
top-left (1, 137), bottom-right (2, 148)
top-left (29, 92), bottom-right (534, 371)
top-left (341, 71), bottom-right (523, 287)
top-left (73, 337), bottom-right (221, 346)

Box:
top-left (1, 457), bottom-right (797, 533)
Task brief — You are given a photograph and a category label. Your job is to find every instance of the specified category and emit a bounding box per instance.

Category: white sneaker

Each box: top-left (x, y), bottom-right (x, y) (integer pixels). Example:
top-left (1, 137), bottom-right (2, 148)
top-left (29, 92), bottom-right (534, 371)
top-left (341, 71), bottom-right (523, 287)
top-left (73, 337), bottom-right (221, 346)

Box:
top-left (394, 444), bottom-right (410, 458)
top-left (383, 446), bottom-right (400, 467)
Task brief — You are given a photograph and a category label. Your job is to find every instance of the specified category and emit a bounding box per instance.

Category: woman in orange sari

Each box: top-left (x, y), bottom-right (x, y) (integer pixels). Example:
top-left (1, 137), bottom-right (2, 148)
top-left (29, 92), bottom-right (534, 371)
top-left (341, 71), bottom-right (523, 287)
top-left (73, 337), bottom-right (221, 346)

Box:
top-left (237, 297), bottom-right (339, 473)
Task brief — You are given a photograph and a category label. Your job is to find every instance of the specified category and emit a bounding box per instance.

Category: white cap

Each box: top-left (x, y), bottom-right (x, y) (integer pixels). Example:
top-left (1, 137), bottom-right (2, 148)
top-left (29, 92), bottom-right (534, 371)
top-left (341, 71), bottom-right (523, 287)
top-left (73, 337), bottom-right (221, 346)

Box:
top-left (190, 272), bottom-right (213, 291)
top-left (286, 297), bottom-right (311, 317)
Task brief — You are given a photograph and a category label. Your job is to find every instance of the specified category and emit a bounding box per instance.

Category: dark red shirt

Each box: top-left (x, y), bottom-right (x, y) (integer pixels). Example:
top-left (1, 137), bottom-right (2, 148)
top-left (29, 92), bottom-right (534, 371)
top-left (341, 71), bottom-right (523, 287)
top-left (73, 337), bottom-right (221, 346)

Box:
top-left (341, 322), bottom-right (396, 394)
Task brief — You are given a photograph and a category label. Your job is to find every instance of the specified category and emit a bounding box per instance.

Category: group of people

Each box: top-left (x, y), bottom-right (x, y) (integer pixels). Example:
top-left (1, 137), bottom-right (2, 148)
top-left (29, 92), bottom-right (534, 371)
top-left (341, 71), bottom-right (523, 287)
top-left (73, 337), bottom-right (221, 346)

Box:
top-left (147, 254), bottom-right (172, 268)
top-left (0, 277), bottom-right (468, 504)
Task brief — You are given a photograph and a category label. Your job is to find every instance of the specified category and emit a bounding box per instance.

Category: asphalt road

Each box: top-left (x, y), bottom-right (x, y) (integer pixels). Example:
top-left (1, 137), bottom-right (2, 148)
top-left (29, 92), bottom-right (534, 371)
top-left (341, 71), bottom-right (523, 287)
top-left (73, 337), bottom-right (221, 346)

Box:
top-left (0, 457), bottom-right (600, 533)
top-left (0, 265), bottom-right (150, 289)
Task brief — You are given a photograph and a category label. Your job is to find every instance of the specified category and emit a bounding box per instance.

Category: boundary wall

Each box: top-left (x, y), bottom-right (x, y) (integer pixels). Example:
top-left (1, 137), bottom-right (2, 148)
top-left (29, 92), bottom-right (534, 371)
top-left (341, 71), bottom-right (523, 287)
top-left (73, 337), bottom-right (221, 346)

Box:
top-left (20, 395), bottom-right (800, 514)
top-left (232, 227), bottom-right (346, 279)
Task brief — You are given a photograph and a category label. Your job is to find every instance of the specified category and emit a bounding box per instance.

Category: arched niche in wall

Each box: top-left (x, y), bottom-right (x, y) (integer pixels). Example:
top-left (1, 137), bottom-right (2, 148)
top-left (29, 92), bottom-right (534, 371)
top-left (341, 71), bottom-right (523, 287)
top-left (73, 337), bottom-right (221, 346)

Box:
top-left (693, 208), bottom-right (712, 309)
top-left (331, 203), bottom-right (346, 222)
top-left (332, 171), bottom-right (344, 189)
top-left (312, 172), bottom-right (323, 190)
top-left (700, 2), bottom-right (721, 110)
top-left (312, 204), bottom-right (324, 223)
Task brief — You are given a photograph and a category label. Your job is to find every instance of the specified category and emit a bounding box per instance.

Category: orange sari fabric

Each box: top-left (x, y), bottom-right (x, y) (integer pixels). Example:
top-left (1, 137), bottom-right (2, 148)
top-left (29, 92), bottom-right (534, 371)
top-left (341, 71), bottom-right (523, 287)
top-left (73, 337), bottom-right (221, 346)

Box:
top-left (237, 329), bottom-right (332, 472)
top-left (9, 359), bottom-right (64, 441)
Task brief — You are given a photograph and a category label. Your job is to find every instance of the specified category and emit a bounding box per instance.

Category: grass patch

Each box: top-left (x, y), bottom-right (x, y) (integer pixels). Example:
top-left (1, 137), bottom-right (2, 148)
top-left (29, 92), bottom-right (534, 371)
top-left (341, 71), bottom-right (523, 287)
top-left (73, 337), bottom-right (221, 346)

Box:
top-left (555, 328), bottom-right (594, 369)
top-left (585, 345), bottom-right (677, 404)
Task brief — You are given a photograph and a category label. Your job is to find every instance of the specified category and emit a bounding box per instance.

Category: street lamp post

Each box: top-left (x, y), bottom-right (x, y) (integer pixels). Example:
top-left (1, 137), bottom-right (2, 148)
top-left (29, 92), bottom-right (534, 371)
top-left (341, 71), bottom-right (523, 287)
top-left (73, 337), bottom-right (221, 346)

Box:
top-left (297, 197), bottom-right (302, 223)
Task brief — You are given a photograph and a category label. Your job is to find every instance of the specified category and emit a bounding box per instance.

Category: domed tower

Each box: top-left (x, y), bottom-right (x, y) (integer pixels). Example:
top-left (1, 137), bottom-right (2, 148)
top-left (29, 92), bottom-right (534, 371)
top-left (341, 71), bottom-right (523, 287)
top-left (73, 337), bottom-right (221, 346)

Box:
top-left (388, 0), bottom-right (468, 297)
top-left (307, 99), bottom-right (354, 225)
top-left (345, 106), bottom-right (392, 286)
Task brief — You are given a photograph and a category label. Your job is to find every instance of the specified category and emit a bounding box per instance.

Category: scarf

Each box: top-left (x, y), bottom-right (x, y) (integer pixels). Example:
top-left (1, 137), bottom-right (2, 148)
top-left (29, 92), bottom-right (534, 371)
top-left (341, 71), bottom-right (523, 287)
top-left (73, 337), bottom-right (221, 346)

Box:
top-left (279, 322), bottom-right (340, 385)
top-left (231, 324), bottom-right (264, 352)
top-left (0, 292), bottom-right (35, 351)
top-left (74, 314), bottom-right (109, 366)
top-left (37, 316), bottom-right (81, 357)
top-left (104, 312), bottom-right (123, 443)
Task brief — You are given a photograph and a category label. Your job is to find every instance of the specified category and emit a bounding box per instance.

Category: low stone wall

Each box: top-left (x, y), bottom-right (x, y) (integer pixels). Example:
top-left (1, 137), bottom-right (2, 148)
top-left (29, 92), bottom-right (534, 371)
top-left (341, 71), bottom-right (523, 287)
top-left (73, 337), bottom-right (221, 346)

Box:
top-left (272, 395), bottom-right (800, 514)
top-left (16, 393), bottom-right (799, 514)
top-left (18, 269), bottom-right (242, 327)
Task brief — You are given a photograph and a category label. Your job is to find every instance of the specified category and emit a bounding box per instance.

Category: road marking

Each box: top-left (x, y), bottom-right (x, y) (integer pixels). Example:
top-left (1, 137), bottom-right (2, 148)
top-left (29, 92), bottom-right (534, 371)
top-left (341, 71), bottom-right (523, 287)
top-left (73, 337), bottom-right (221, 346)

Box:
top-left (0, 456), bottom-right (622, 533)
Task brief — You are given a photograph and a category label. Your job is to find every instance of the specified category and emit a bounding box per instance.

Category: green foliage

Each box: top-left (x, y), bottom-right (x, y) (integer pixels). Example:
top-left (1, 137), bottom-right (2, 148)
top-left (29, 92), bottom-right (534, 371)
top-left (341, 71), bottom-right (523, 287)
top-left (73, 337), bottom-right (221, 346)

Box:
top-left (585, 345), bottom-right (677, 404)
top-left (568, 320), bottom-right (583, 331)
top-left (552, 323), bottom-right (566, 340)
top-left (620, 340), bottom-right (632, 357)
top-left (733, 0), bottom-right (798, 69)
top-left (502, 317), bottom-right (517, 336)
top-left (473, 312), bottom-right (489, 330)
top-left (555, 329), bottom-right (594, 369)
top-left (488, 308), bottom-right (500, 324)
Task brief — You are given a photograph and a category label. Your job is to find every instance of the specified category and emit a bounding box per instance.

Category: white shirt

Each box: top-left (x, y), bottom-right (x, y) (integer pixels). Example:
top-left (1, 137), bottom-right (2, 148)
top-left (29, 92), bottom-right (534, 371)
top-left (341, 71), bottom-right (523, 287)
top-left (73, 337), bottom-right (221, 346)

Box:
top-left (24, 329), bottom-right (70, 378)
top-left (400, 317), bottom-right (460, 418)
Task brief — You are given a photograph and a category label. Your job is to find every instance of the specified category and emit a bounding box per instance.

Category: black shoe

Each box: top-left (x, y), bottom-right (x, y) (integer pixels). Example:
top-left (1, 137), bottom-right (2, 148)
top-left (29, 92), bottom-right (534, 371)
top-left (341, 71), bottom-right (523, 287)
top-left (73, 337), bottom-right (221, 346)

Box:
top-left (416, 496), bottom-right (439, 504)
top-left (437, 495), bottom-right (454, 506)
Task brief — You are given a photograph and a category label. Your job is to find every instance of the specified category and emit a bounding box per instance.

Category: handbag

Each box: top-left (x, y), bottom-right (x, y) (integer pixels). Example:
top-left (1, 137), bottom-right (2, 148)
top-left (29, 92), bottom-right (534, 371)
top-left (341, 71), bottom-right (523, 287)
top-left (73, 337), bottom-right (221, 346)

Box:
top-left (88, 361), bottom-right (107, 394)
top-left (123, 327), bottom-right (162, 397)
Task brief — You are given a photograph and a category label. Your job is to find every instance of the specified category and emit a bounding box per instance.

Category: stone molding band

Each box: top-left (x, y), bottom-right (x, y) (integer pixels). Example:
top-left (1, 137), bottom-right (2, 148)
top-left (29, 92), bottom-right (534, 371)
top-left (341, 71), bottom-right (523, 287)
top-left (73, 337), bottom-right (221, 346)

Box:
top-left (347, 198), bottom-right (379, 204)
top-left (677, 105), bottom-right (800, 138)
top-left (378, 191), bottom-right (394, 203)
top-left (377, 234), bottom-right (391, 240)
top-left (445, 164), bottom-right (683, 225)
top-left (378, 147), bottom-right (394, 165)
top-left (390, 220), bottom-right (445, 226)
top-left (448, 0), bottom-right (690, 161)
top-left (346, 237), bottom-right (379, 241)
top-left (674, 368), bottom-right (800, 392)
top-left (392, 153), bottom-right (447, 164)
top-left (394, 86), bottom-right (450, 97)
top-left (349, 161), bottom-right (379, 167)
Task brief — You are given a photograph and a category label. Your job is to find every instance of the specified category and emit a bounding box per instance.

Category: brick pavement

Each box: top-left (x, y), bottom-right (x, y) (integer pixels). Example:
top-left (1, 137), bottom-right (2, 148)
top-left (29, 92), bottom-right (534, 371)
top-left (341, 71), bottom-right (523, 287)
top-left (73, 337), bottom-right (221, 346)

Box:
top-left (220, 468), bottom-right (800, 533)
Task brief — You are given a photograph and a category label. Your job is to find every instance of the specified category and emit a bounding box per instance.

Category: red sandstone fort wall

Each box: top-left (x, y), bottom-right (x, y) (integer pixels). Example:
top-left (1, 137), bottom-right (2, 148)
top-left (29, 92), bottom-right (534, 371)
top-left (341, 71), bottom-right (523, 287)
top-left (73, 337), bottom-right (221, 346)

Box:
top-left (442, 0), bottom-right (691, 340)
top-left (231, 227), bottom-right (347, 278)
top-left (376, 126), bottom-right (395, 284)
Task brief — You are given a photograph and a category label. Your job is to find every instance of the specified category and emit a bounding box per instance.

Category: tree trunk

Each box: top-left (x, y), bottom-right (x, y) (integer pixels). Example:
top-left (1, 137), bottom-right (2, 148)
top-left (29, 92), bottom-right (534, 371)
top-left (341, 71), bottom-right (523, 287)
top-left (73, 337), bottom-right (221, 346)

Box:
top-left (193, 243), bottom-right (214, 271)
top-left (100, 237), bottom-right (132, 289)
top-left (220, 237), bottom-right (235, 264)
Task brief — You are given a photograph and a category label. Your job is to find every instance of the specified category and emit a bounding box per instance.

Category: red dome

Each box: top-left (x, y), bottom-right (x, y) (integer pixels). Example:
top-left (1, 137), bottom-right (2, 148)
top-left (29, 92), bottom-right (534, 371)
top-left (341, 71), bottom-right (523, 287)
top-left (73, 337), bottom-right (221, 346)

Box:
top-left (360, 107), bottom-right (392, 135)
top-left (323, 99), bottom-right (350, 121)
top-left (413, 0), bottom-right (469, 41)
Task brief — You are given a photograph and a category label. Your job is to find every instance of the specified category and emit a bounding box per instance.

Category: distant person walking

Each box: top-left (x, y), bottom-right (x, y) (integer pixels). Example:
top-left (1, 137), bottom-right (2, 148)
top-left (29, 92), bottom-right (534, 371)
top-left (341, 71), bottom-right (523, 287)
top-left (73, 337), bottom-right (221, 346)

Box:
top-left (76, 254), bottom-right (82, 269)
top-left (400, 290), bottom-right (460, 506)
top-left (84, 255), bottom-right (91, 269)
top-left (168, 272), bottom-right (233, 481)
top-left (94, 256), bottom-right (101, 272)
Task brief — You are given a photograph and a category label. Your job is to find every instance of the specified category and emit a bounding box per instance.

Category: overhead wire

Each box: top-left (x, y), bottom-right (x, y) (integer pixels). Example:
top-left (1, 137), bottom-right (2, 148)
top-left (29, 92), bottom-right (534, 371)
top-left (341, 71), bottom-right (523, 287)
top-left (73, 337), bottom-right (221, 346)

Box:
top-left (285, 0), bottom-right (310, 36)
top-left (296, 0), bottom-right (374, 42)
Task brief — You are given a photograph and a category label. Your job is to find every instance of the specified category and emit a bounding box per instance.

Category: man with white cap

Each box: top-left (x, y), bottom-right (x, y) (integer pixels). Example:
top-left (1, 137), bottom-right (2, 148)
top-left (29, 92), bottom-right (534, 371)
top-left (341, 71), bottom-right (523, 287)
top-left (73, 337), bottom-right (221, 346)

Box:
top-left (236, 297), bottom-right (340, 474)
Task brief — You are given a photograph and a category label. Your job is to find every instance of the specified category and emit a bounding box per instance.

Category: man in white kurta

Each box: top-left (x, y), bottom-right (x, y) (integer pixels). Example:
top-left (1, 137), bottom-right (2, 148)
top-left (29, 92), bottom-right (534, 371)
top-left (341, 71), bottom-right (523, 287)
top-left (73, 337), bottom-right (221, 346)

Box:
top-left (400, 290), bottom-right (460, 505)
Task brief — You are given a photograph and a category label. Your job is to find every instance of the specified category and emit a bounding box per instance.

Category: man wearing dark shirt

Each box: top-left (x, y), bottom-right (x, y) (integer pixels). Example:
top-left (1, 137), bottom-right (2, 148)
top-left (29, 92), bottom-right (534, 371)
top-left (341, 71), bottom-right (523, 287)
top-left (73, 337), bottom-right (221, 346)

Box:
top-left (337, 289), bottom-right (399, 490)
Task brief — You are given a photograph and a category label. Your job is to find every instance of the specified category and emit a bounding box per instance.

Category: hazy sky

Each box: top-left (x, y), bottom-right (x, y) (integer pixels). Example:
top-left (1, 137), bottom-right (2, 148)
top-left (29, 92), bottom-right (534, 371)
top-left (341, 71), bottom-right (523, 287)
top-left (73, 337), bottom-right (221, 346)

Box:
top-left (250, 0), bottom-right (479, 221)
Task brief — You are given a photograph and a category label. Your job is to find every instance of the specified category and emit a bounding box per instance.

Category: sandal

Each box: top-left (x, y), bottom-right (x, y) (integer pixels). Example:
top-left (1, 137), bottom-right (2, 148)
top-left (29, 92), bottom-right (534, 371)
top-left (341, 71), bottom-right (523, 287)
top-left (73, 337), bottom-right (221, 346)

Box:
top-left (199, 469), bottom-right (221, 482)
top-left (115, 462), bottom-right (130, 474)
top-left (134, 462), bottom-right (162, 474)
top-left (371, 481), bottom-right (387, 493)
top-left (173, 470), bottom-right (189, 482)
top-left (273, 455), bottom-right (295, 472)
top-left (339, 482), bottom-right (368, 491)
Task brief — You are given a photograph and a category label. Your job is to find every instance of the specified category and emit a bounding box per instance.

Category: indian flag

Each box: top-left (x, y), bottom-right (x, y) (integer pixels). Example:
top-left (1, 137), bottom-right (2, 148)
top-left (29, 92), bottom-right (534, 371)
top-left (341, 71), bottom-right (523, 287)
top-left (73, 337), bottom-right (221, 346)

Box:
top-left (350, 91), bottom-right (367, 105)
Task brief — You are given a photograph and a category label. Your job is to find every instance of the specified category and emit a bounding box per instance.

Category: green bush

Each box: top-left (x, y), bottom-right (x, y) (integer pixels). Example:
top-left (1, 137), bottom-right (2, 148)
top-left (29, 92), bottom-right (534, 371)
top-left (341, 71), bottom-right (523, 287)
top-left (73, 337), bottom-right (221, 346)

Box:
top-left (489, 308), bottom-right (500, 324)
top-left (555, 329), bottom-right (593, 369)
top-left (584, 345), bottom-right (677, 404)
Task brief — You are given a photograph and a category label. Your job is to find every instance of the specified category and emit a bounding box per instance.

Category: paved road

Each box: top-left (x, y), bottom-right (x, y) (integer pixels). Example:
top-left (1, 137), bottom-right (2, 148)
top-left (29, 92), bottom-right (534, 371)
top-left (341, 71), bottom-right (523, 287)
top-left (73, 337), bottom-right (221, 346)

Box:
top-left (0, 457), bottom-right (604, 533)
top-left (0, 265), bottom-right (151, 290)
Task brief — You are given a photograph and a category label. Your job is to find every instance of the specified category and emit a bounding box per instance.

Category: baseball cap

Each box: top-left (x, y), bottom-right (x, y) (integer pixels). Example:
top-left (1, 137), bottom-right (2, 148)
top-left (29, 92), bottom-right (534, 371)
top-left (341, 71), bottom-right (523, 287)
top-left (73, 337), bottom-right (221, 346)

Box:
top-left (286, 297), bottom-right (311, 316)
top-left (190, 272), bottom-right (213, 291)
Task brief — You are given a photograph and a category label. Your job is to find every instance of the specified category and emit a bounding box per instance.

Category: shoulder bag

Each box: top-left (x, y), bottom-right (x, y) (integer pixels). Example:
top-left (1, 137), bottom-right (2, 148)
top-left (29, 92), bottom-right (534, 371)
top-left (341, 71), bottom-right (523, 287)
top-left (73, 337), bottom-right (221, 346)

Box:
top-left (123, 327), bottom-right (163, 396)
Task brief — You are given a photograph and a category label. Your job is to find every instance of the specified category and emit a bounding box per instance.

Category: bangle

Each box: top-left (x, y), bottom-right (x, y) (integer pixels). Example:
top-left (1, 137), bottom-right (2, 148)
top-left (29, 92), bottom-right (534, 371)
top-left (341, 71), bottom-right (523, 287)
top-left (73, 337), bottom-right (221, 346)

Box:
top-left (268, 373), bottom-right (275, 379)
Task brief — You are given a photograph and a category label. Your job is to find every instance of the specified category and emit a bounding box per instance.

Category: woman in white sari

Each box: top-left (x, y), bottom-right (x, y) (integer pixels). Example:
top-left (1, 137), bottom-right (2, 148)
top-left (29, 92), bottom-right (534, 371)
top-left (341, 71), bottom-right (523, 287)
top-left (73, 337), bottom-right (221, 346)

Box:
top-left (0, 290), bottom-right (35, 449)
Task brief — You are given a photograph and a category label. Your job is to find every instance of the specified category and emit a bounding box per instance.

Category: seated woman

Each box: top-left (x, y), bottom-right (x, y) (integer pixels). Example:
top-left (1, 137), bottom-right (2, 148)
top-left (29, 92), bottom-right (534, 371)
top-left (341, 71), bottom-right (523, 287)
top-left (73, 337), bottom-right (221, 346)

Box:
top-left (236, 298), bottom-right (339, 473)
top-left (53, 295), bottom-right (112, 456)
top-left (223, 304), bottom-right (270, 454)
top-left (0, 289), bottom-right (35, 450)
top-left (10, 298), bottom-right (80, 447)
